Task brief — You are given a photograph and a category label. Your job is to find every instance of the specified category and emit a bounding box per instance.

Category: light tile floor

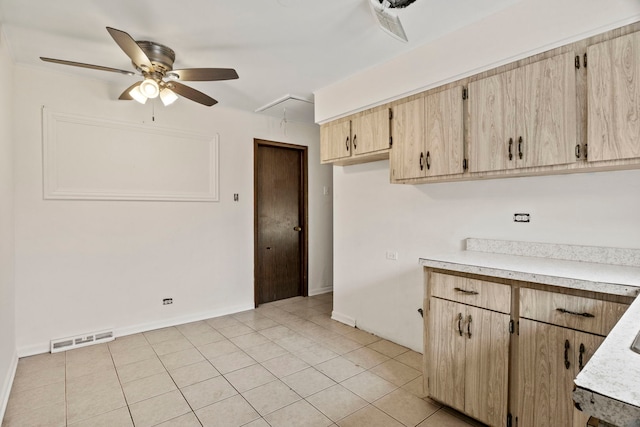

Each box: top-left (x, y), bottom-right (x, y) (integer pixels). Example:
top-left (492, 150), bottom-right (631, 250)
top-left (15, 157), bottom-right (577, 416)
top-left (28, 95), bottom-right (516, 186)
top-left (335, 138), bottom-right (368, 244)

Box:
top-left (2, 293), bottom-right (484, 427)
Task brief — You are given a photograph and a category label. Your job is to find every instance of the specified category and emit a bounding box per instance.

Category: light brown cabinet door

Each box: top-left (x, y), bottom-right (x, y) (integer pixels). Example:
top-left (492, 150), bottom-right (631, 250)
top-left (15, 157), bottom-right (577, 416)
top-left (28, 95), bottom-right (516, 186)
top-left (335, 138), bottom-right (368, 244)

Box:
top-left (352, 109), bottom-right (390, 156)
top-left (468, 69), bottom-right (517, 172)
top-left (588, 31), bottom-right (640, 162)
top-left (517, 52), bottom-right (577, 168)
top-left (428, 298), bottom-right (465, 413)
top-left (464, 305), bottom-right (510, 427)
top-left (519, 320), bottom-right (606, 427)
top-left (571, 331), bottom-right (604, 427)
top-left (425, 86), bottom-right (465, 177)
top-left (320, 120), bottom-right (351, 162)
top-left (518, 319), bottom-right (577, 427)
top-left (390, 97), bottom-right (425, 180)
top-left (429, 298), bottom-right (509, 426)
top-left (470, 52), bottom-right (577, 173)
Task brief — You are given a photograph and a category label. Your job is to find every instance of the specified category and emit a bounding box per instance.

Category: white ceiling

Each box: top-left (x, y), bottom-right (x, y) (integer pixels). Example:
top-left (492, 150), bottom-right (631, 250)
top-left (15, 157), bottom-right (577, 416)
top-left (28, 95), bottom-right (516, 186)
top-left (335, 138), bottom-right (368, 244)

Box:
top-left (0, 0), bottom-right (521, 122)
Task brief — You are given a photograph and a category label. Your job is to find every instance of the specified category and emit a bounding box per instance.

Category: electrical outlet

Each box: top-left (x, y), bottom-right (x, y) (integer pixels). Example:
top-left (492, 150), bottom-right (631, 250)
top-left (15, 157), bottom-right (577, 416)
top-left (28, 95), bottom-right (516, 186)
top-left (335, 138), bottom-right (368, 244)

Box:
top-left (163, 298), bottom-right (173, 305)
top-left (386, 251), bottom-right (398, 261)
top-left (514, 213), bottom-right (530, 223)
top-left (323, 186), bottom-right (330, 196)
top-left (233, 194), bottom-right (239, 202)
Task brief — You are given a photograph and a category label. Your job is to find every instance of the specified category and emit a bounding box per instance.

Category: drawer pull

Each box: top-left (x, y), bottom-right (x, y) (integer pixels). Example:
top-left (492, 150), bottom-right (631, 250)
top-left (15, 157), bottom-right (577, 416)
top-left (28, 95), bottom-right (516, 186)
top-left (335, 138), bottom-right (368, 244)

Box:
top-left (556, 308), bottom-right (595, 318)
top-left (457, 313), bottom-right (463, 337)
top-left (467, 314), bottom-right (472, 339)
top-left (579, 343), bottom-right (585, 371)
top-left (564, 340), bottom-right (571, 370)
top-left (454, 287), bottom-right (479, 295)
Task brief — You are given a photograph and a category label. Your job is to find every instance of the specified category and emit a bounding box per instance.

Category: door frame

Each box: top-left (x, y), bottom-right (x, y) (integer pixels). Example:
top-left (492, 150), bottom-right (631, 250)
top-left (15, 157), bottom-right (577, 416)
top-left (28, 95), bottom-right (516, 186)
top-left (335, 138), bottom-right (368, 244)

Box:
top-left (253, 139), bottom-right (308, 307)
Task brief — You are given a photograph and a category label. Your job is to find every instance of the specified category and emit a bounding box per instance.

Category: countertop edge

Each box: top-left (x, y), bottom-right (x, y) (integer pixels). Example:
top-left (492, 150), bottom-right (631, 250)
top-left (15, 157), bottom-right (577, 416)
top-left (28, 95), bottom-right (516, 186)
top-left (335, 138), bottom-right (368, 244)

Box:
top-left (419, 258), bottom-right (640, 297)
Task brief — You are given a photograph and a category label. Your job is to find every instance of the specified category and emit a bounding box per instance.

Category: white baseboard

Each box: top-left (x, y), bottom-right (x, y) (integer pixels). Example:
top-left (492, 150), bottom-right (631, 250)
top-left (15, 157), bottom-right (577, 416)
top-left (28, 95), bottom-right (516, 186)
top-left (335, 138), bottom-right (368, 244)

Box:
top-left (0, 350), bottom-right (18, 423)
top-left (331, 311), bottom-right (356, 327)
top-left (18, 303), bottom-right (256, 358)
top-left (309, 285), bottom-right (333, 296)
top-left (115, 303), bottom-right (255, 338)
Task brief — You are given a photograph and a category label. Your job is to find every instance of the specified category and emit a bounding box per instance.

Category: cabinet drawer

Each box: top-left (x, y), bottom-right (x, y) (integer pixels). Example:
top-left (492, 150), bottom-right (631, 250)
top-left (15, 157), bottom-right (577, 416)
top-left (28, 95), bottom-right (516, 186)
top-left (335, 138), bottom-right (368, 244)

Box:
top-left (519, 288), bottom-right (628, 336)
top-left (430, 272), bottom-right (511, 314)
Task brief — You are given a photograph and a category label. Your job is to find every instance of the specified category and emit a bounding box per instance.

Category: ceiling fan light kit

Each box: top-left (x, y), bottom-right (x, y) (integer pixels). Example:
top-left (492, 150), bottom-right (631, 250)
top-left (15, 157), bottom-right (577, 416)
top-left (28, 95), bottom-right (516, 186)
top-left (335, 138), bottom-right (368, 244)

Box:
top-left (129, 85), bottom-right (148, 104)
top-left (160, 88), bottom-right (178, 106)
top-left (139, 78), bottom-right (160, 98)
top-left (40, 27), bottom-right (239, 107)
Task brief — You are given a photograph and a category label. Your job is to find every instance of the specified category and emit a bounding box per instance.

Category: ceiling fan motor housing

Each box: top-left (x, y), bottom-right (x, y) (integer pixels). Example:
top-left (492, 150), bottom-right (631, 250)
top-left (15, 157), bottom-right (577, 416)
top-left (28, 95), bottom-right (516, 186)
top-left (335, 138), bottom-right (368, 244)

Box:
top-left (135, 41), bottom-right (176, 73)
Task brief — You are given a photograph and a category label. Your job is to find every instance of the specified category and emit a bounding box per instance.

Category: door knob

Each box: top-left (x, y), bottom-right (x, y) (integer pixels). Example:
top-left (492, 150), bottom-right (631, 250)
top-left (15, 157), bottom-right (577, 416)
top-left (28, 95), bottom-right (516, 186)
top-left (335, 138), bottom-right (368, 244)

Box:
top-left (293, 226), bottom-right (302, 231)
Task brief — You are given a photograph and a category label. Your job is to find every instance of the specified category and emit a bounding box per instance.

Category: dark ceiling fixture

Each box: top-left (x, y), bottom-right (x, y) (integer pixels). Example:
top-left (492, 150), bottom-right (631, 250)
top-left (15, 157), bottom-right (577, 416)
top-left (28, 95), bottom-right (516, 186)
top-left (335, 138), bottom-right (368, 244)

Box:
top-left (377, 0), bottom-right (418, 8)
top-left (40, 27), bottom-right (238, 107)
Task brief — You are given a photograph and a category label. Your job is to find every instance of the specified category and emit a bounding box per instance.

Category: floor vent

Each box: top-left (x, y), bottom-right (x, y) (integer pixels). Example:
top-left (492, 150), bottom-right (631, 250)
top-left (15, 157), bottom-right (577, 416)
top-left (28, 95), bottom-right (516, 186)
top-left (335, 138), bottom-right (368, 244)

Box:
top-left (50, 329), bottom-right (114, 353)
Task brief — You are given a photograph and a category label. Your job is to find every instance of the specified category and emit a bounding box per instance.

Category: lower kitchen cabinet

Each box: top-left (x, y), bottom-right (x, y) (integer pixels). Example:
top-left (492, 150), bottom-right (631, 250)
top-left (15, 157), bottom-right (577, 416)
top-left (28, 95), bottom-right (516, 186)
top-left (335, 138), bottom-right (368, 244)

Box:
top-left (518, 319), bottom-right (603, 427)
top-left (428, 297), bottom-right (510, 427)
top-left (424, 270), bottom-right (630, 427)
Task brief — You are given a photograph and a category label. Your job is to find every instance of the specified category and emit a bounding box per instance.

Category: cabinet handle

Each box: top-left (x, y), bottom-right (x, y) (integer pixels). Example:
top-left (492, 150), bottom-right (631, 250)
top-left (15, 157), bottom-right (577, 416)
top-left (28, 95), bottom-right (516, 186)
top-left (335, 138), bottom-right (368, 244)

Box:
top-left (353, 134), bottom-right (357, 150)
top-left (518, 136), bottom-right (523, 159)
top-left (556, 308), bottom-right (595, 318)
top-left (419, 152), bottom-right (424, 171)
top-left (457, 313), bottom-right (463, 337)
top-left (575, 144), bottom-right (581, 159)
top-left (508, 138), bottom-right (513, 160)
top-left (584, 143), bottom-right (588, 159)
top-left (426, 151), bottom-right (431, 170)
top-left (467, 314), bottom-right (472, 339)
top-left (564, 339), bottom-right (571, 369)
top-left (346, 136), bottom-right (350, 151)
top-left (454, 287), bottom-right (479, 295)
top-left (579, 343), bottom-right (586, 371)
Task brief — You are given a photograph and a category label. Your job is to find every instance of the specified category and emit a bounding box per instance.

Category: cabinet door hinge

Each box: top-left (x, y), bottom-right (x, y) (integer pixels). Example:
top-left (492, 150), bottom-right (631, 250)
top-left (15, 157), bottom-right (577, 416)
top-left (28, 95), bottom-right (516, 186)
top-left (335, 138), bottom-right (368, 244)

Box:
top-left (389, 136), bottom-right (393, 148)
top-left (462, 87), bottom-right (468, 100)
top-left (509, 319), bottom-right (514, 334)
top-left (507, 413), bottom-right (513, 427)
top-left (389, 109), bottom-right (393, 120)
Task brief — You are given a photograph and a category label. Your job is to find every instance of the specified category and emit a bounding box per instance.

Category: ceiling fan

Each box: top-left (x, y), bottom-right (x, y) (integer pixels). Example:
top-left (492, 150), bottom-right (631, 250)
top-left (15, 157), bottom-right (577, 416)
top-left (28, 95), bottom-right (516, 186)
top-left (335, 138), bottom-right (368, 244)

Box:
top-left (40, 27), bottom-right (239, 107)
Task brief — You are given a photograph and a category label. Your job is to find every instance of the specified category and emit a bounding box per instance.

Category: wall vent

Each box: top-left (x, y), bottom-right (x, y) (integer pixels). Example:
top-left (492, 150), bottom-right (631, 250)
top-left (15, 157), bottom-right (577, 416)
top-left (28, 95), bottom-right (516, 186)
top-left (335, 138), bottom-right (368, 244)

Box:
top-left (50, 329), bottom-right (114, 353)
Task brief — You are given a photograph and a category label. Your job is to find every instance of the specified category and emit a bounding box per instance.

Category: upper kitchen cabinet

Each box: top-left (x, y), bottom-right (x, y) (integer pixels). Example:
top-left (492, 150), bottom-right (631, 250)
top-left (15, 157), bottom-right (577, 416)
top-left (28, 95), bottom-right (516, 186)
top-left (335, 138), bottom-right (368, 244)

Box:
top-left (587, 31), bottom-right (640, 162)
top-left (468, 52), bottom-right (578, 172)
top-left (320, 119), bottom-right (351, 163)
top-left (320, 108), bottom-right (391, 165)
top-left (390, 86), bottom-right (464, 182)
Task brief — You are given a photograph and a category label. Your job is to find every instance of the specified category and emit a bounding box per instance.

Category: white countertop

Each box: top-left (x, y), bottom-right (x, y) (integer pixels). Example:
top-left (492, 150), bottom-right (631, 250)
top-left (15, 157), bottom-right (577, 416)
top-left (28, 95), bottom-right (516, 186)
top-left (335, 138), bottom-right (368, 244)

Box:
top-left (419, 250), bottom-right (640, 297)
top-left (574, 294), bottom-right (640, 418)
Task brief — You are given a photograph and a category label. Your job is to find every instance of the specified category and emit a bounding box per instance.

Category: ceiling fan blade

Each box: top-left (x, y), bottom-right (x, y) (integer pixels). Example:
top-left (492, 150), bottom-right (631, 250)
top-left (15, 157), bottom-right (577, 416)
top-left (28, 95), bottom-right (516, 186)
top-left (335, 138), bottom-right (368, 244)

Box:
top-left (40, 57), bottom-right (135, 76)
top-left (167, 82), bottom-right (218, 106)
top-left (169, 68), bottom-right (239, 81)
top-left (106, 27), bottom-right (153, 70)
top-left (118, 82), bottom-right (141, 100)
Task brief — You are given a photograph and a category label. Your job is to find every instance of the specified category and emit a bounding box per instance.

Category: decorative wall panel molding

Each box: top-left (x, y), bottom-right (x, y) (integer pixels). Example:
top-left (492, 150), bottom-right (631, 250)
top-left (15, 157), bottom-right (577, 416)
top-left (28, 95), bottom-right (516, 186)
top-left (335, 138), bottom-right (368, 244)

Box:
top-left (42, 107), bottom-right (219, 201)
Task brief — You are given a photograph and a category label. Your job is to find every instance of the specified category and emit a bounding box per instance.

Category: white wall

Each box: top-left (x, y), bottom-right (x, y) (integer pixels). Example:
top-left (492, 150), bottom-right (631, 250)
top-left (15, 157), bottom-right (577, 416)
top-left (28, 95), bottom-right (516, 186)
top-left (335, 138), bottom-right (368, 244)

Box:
top-left (13, 66), bottom-right (333, 355)
top-left (315, 0), bottom-right (640, 122)
top-left (0, 26), bottom-right (17, 419)
top-left (319, 0), bottom-right (640, 351)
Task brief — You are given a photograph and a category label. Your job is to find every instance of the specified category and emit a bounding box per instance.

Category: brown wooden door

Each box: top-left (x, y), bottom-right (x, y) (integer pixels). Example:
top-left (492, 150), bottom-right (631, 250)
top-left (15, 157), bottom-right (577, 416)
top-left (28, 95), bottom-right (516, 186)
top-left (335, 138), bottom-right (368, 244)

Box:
top-left (254, 140), bottom-right (307, 306)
